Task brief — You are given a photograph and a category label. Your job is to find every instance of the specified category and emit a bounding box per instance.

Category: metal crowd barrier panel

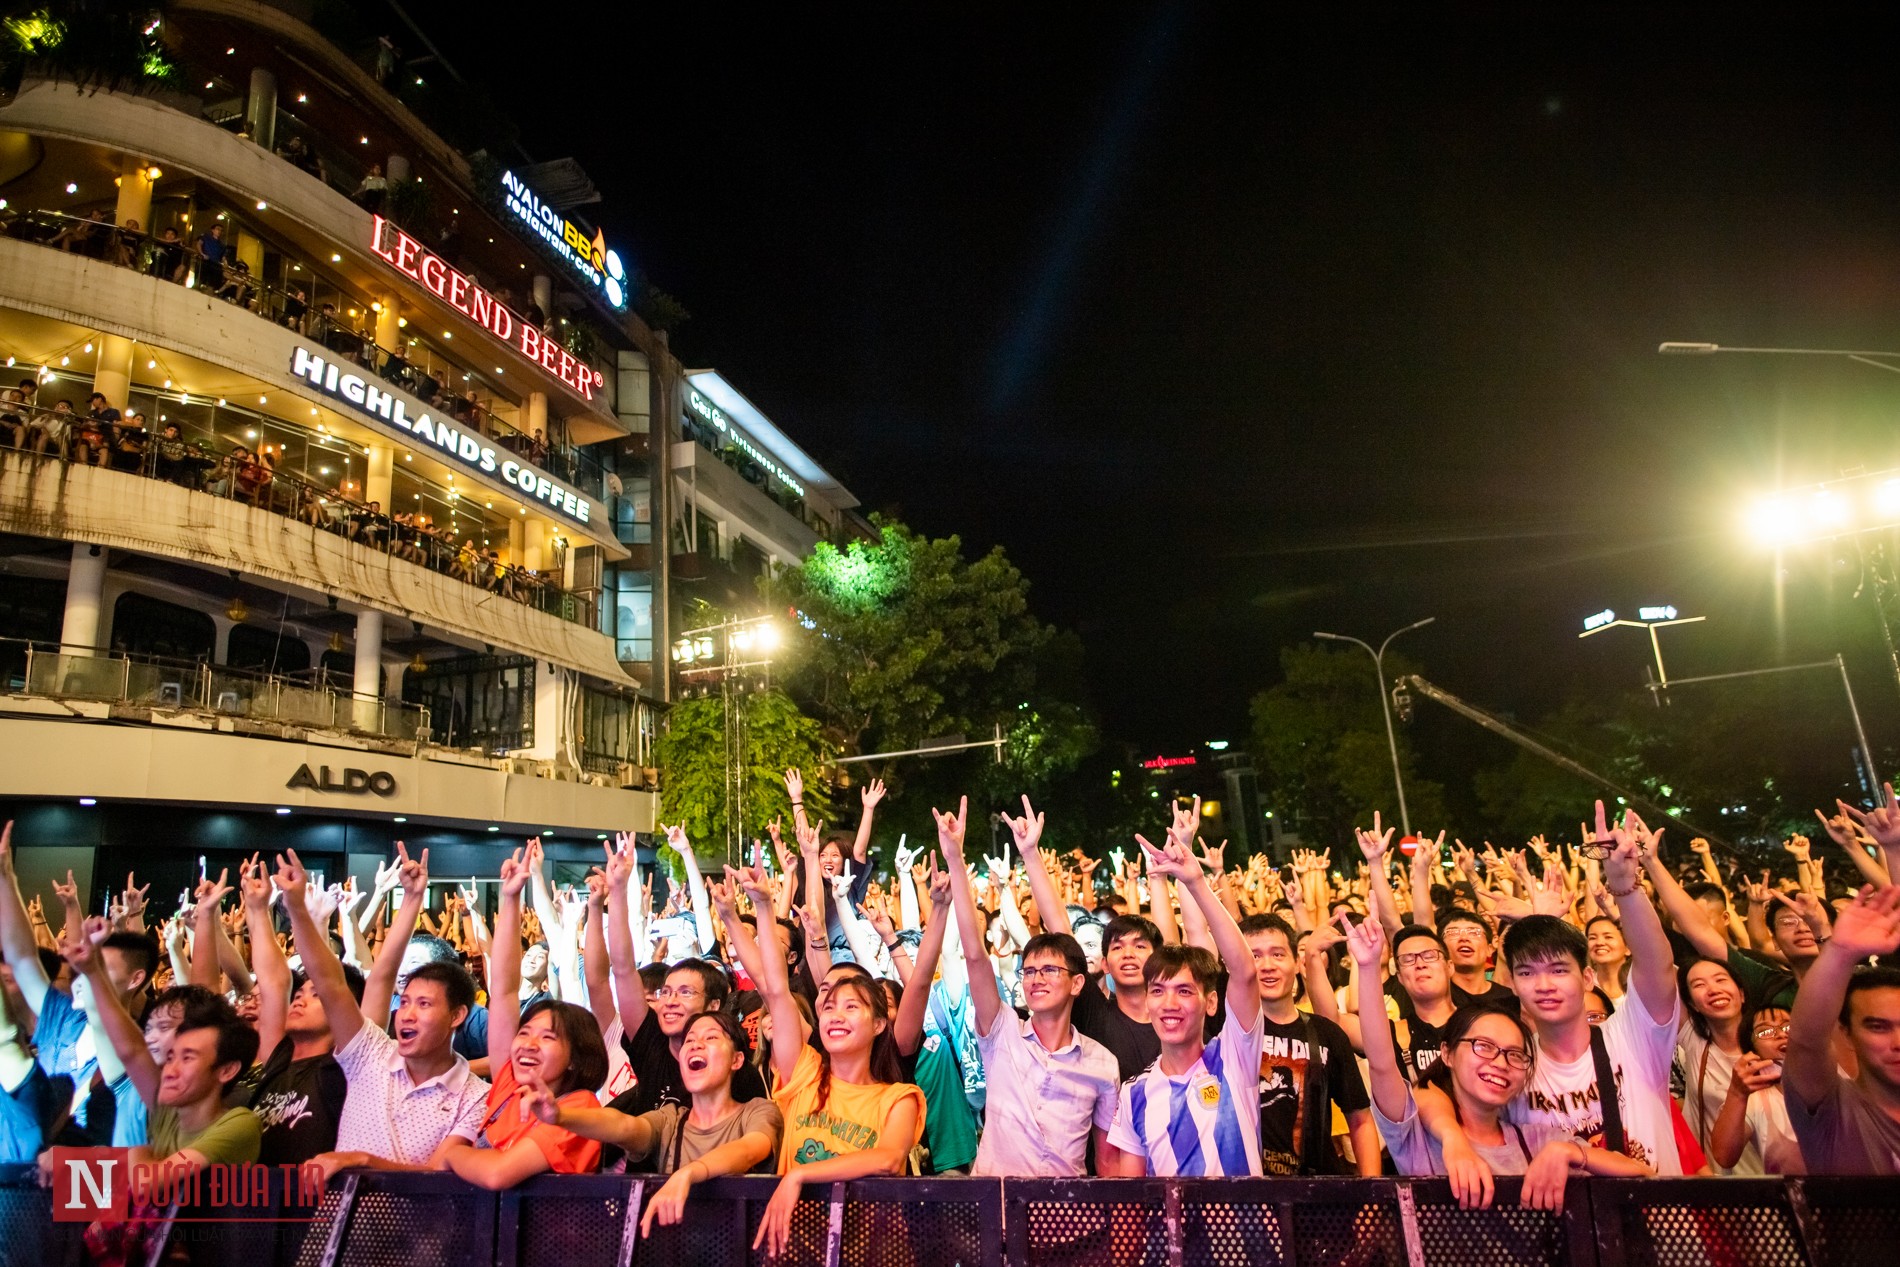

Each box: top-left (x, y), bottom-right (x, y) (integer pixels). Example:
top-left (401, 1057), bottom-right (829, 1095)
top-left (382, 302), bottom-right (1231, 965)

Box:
top-left (3, 1170), bottom-right (1898, 1267)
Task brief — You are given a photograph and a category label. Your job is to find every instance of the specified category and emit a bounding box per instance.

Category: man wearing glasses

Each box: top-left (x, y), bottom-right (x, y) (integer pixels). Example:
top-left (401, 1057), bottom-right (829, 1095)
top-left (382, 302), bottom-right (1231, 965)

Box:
top-left (604, 953), bottom-right (766, 1115)
top-left (1386, 927), bottom-right (1460, 1084)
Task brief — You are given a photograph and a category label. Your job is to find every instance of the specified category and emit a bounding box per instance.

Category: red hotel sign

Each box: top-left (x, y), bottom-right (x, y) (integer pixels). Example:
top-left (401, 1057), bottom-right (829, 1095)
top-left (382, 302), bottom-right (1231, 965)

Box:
top-left (369, 216), bottom-right (605, 402)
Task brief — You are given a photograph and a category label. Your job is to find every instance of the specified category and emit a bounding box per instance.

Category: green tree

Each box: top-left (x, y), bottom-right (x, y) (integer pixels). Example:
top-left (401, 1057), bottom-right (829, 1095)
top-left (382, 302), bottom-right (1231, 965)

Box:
top-left (769, 518), bottom-right (1094, 796)
top-left (2, 3), bottom-right (181, 99)
top-left (1249, 643), bottom-right (1446, 847)
top-left (654, 689), bottom-right (835, 862)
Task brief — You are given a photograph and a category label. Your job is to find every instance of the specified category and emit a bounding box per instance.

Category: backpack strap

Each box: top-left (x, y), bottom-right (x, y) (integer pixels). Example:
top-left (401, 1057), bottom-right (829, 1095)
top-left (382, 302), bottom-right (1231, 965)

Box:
top-left (1590, 1025), bottom-right (1626, 1155)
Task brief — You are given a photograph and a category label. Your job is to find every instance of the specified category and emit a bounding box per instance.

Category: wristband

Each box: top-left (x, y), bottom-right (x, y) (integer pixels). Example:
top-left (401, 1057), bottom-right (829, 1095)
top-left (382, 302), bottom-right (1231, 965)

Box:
top-left (790, 800), bottom-right (803, 809)
top-left (883, 938), bottom-right (901, 951)
top-left (1606, 878), bottom-right (1642, 898)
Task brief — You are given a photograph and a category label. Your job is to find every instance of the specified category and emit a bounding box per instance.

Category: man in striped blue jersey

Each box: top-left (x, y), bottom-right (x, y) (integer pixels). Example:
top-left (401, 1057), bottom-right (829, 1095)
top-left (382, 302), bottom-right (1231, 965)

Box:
top-left (1104, 832), bottom-right (1263, 1176)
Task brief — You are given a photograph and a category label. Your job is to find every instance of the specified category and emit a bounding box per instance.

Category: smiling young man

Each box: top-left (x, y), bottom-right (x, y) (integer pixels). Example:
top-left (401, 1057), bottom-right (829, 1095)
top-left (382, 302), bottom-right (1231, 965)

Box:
top-left (275, 850), bottom-right (489, 1177)
top-left (1428, 804), bottom-right (1684, 1185)
top-left (935, 797), bottom-right (1122, 1177)
top-left (1104, 833), bottom-right (1263, 1177)
top-left (1440, 910), bottom-right (1515, 1007)
top-left (1783, 883), bottom-right (1900, 1173)
top-left (1240, 913), bottom-right (1378, 1176)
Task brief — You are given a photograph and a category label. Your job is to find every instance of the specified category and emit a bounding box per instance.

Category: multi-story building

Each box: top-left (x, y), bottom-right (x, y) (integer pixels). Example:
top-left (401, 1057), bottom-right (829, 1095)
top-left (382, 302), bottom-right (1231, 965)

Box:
top-left (0, 2), bottom-right (856, 906)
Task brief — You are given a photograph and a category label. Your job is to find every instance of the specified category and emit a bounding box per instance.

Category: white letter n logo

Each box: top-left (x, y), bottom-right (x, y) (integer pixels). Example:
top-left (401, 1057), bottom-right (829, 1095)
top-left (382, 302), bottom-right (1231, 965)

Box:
top-left (64, 1158), bottom-right (115, 1212)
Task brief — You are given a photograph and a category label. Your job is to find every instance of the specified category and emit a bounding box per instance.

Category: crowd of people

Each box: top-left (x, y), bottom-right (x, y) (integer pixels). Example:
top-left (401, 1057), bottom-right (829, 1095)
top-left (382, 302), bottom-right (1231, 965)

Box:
top-left (0, 378), bottom-right (569, 612)
top-left (1, 773), bottom-right (1897, 1255)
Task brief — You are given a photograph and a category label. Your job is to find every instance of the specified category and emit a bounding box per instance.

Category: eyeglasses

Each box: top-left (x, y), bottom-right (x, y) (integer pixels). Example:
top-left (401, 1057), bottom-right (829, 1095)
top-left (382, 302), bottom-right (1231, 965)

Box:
top-left (1578, 839), bottom-right (1614, 861)
top-left (653, 986), bottom-right (703, 1002)
top-left (1583, 1011), bottom-right (1609, 1025)
top-left (1020, 965), bottom-right (1075, 982)
top-left (1752, 1022), bottom-right (1792, 1039)
top-left (1396, 949), bottom-right (1445, 969)
top-left (1456, 1036), bottom-right (1533, 1070)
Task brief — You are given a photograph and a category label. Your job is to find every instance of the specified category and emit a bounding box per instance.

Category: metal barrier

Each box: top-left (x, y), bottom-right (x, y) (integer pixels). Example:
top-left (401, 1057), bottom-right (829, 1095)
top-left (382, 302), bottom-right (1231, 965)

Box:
top-left (2, 1172), bottom-right (1897, 1267)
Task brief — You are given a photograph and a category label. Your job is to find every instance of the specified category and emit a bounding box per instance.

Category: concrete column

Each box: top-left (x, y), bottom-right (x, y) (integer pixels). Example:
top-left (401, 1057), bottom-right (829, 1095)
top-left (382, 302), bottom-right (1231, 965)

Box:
top-left (93, 335), bottom-right (135, 413)
top-left (233, 229), bottom-right (264, 278)
top-left (114, 156), bottom-right (155, 234)
top-left (352, 609), bottom-right (384, 731)
top-left (525, 391), bottom-right (548, 451)
top-left (61, 544), bottom-right (107, 651)
top-left (531, 274), bottom-right (552, 321)
top-left (364, 442), bottom-right (394, 510)
top-left (650, 336), bottom-right (673, 702)
top-left (246, 68), bottom-right (277, 150)
top-left (524, 661), bottom-right (560, 759)
top-left (508, 516), bottom-right (525, 566)
top-left (385, 154), bottom-right (410, 183)
top-left (211, 616), bottom-right (233, 664)
top-left (374, 294), bottom-right (400, 356)
top-left (523, 518), bottom-right (548, 573)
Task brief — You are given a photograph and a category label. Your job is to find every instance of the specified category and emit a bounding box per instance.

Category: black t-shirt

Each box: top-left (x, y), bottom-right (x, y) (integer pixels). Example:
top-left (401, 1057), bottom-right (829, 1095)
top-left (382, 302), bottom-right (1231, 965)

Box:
top-left (1395, 1013), bottom-right (1452, 1085)
top-left (608, 1009), bottom-right (768, 1117)
top-left (245, 1037), bottom-right (348, 1166)
top-left (1071, 975), bottom-right (1161, 1083)
top-left (1258, 1012), bottom-right (1369, 1176)
top-left (1451, 979), bottom-right (1518, 1009)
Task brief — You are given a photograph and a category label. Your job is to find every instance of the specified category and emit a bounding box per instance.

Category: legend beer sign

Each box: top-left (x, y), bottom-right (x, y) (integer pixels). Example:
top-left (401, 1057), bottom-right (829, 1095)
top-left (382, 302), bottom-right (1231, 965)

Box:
top-left (368, 216), bottom-right (606, 402)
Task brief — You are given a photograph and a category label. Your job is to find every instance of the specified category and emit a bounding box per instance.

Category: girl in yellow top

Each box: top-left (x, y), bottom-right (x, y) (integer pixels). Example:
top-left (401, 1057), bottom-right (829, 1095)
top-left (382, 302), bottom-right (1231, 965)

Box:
top-left (720, 843), bottom-right (924, 1258)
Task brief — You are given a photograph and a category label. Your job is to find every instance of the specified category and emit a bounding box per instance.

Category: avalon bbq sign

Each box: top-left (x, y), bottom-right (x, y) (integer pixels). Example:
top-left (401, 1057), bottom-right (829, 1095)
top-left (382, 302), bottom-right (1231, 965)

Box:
top-left (287, 765), bottom-right (397, 797)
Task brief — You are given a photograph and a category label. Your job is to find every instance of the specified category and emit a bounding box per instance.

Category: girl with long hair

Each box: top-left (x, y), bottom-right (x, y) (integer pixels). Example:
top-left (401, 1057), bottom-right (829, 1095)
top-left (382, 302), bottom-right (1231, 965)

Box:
top-left (443, 845), bottom-right (608, 1187)
top-left (720, 840), bottom-right (924, 1258)
top-left (1675, 956), bottom-right (1750, 1173)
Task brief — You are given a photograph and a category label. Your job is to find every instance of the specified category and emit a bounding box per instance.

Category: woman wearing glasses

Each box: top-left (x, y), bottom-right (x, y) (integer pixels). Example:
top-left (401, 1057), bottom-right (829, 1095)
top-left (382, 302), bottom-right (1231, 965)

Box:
top-left (1345, 916), bottom-right (1650, 1207)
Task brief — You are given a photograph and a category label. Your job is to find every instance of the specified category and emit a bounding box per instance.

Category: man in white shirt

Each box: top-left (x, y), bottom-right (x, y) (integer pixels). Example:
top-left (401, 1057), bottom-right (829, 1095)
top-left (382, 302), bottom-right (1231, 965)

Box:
top-left (934, 797), bottom-right (1122, 1176)
top-left (1421, 803), bottom-right (1680, 1200)
top-left (1104, 830), bottom-right (1264, 1176)
top-left (272, 850), bottom-right (488, 1177)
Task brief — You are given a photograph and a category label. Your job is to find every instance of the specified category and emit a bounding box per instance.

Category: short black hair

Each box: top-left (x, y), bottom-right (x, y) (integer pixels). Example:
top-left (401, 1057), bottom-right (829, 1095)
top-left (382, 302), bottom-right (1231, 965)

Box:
top-left (1238, 912), bottom-right (1296, 951)
top-left (1685, 882), bottom-right (1728, 906)
top-left (1103, 914), bottom-right (1162, 951)
top-left (36, 947), bottom-right (63, 982)
top-left (1021, 932), bottom-right (1087, 978)
top-left (638, 963), bottom-right (668, 994)
top-left (1391, 924), bottom-right (1446, 960)
top-left (1502, 915), bottom-right (1588, 973)
top-left (405, 934), bottom-right (459, 966)
top-left (667, 958), bottom-right (730, 1011)
top-left (1841, 965), bottom-right (1900, 1026)
top-left (179, 1015), bottom-right (260, 1093)
top-left (685, 1009), bottom-right (754, 1062)
top-left (1141, 943), bottom-right (1221, 993)
top-left (149, 984), bottom-right (233, 1029)
top-left (293, 963), bottom-right (366, 1004)
top-left (403, 960), bottom-right (475, 1019)
top-left (1439, 908), bottom-right (1489, 937)
top-left (100, 932), bottom-right (158, 990)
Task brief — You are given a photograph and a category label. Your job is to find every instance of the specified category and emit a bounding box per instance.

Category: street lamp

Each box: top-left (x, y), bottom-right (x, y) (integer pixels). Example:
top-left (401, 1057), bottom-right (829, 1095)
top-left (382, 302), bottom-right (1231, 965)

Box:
top-left (1314, 617), bottom-right (1435, 835)
top-left (1578, 605), bottom-right (1706, 690)
top-left (1659, 341), bottom-right (1900, 377)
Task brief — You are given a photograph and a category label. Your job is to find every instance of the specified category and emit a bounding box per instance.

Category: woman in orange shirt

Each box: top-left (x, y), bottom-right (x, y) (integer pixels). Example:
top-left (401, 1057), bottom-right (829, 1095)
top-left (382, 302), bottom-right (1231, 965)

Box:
top-left (444, 841), bottom-right (608, 1186)
top-left (723, 835), bottom-right (925, 1258)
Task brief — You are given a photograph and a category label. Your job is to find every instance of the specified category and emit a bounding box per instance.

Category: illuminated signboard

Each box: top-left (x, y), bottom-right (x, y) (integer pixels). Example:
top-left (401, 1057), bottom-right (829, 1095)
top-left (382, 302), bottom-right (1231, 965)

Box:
top-left (685, 390), bottom-right (806, 496)
top-left (368, 216), bottom-right (605, 402)
top-left (1140, 755), bottom-right (1197, 770)
top-left (1582, 609), bottom-right (1616, 631)
top-left (290, 346), bottom-right (591, 524)
top-left (1638, 605), bottom-right (1679, 621)
top-left (499, 170), bottom-right (628, 309)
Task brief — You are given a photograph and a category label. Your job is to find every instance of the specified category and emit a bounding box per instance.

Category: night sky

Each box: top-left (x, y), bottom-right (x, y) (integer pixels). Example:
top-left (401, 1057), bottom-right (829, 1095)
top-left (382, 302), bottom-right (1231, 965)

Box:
top-left (399, 4), bottom-right (1900, 757)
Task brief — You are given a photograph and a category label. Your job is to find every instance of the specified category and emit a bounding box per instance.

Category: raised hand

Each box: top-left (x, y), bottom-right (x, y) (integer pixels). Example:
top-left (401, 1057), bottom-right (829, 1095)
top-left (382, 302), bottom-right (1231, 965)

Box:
top-left (1168, 795), bottom-right (1203, 848)
top-left (860, 899), bottom-right (896, 943)
top-left (1827, 883), bottom-right (1900, 960)
top-left (1342, 908), bottom-right (1386, 968)
top-left (1773, 889), bottom-right (1833, 942)
top-left (192, 869), bottom-right (232, 920)
top-left (893, 835), bottom-right (920, 875)
top-left (1356, 811), bottom-right (1395, 862)
top-left (1839, 785), bottom-right (1900, 851)
top-left (519, 1068), bottom-right (562, 1126)
top-left (795, 819), bottom-right (824, 859)
top-left (60, 914), bottom-right (110, 972)
top-left (1135, 831), bottom-right (1202, 883)
top-left (998, 794), bottom-right (1046, 853)
top-left (925, 854), bottom-right (950, 908)
top-left (1195, 837), bottom-right (1227, 877)
top-left (784, 768), bottom-right (805, 803)
top-left (395, 842), bottom-right (429, 901)
top-left (120, 873), bottom-right (151, 924)
top-left (1783, 834), bottom-right (1813, 864)
top-left (370, 855), bottom-right (402, 898)
top-left (860, 778), bottom-right (886, 809)
top-left (1530, 861), bottom-right (1573, 917)
top-left (499, 847), bottom-right (532, 898)
top-left (707, 876), bottom-right (739, 921)
top-left (1732, 1051), bottom-right (1783, 1095)
top-left (932, 796), bottom-right (969, 862)
top-left (602, 838), bottom-right (634, 889)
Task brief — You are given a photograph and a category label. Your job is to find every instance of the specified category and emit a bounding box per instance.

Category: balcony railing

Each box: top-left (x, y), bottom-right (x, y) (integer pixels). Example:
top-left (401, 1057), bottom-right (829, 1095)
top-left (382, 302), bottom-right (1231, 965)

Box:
top-left (0, 397), bottom-right (595, 629)
top-left (1, 1170), bottom-right (1895, 1267)
top-left (10, 640), bottom-right (429, 743)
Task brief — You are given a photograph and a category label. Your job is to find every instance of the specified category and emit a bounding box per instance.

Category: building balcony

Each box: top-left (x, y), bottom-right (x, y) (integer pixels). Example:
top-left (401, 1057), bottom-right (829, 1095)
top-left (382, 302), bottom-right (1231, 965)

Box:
top-left (673, 437), bottom-right (820, 563)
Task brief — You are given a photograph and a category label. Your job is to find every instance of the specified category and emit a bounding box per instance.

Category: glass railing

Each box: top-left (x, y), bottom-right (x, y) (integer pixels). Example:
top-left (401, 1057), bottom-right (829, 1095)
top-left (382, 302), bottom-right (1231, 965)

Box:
top-left (0, 205), bottom-right (608, 498)
top-left (0, 398), bottom-right (596, 628)
top-left (16, 640), bottom-right (430, 743)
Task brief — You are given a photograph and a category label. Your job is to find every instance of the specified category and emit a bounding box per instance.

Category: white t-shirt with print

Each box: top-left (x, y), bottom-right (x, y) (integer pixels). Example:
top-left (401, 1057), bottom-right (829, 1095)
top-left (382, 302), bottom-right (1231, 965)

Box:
top-left (1507, 989), bottom-right (1683, 1175)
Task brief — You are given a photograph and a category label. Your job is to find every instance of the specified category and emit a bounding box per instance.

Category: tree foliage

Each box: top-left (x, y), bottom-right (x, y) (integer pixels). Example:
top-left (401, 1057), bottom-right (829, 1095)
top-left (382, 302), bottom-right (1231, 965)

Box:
top-left (769, 518), bottom-right (1095, 797)
top-left (2, 3), bottom-right (181, 99)
top-left (655, 689), bottom-right (835, 859)
top-left (1249, 643), bottom-right (1446, 847)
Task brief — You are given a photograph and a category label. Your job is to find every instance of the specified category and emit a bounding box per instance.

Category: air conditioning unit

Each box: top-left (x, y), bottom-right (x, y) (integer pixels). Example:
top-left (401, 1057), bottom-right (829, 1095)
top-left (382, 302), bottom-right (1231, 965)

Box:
top-left (502, 758), bottom-right (536, 776)
top-left (616, 762), bottom-right (644, 789)
top-left (584, 773), bottom-right (613, 788)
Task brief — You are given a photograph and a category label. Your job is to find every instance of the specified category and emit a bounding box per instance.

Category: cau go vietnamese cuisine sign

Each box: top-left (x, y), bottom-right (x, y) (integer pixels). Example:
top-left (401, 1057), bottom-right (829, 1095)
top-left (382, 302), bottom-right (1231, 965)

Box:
top-left (368, 216), bottom-right (605, 402)
top-left (499, 170), bottom-right (629, 310)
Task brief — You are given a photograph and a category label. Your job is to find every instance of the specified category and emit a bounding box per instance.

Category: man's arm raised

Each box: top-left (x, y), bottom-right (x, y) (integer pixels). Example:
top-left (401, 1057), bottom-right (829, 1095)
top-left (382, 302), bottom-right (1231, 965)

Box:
top-left (276, 850), bottom-right (366, 1052)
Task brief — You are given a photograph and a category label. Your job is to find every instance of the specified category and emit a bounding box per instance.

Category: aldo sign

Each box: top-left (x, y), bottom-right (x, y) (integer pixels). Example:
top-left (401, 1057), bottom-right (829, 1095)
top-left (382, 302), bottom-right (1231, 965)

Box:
top-left (287, 765), bottom-right (398, 797)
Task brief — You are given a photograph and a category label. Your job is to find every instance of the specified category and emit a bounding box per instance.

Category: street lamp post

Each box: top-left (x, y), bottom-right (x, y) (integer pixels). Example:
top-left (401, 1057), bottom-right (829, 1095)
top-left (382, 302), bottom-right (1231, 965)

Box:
top-left (1659, 341), bottom-right (1900, 377)
top-left (1314, 617), bottom-right (1435, 835)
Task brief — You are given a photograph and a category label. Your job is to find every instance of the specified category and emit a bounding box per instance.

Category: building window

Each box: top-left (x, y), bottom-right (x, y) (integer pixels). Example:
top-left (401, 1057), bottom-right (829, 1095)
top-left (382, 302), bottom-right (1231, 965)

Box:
top-left (225, 626), bottom-right (312, 675)
top-left (614, 477), bottom-right (652, 545)
top-left (111, 593), bottom-right (215, 663)
top-left (403, 653), bottom-right (533, 753)
top-left (580, 687), bottom-right (652, 774)
top-left (611, 569), bottom-right (652, 667)
top-left (0, 577), bottom-right (67, 687)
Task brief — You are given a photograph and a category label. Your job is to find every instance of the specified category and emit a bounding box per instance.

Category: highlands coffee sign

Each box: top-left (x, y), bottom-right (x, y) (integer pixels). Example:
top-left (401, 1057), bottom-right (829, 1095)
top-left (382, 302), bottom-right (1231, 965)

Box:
top-left (288, 764), bottom-right (398, 797)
